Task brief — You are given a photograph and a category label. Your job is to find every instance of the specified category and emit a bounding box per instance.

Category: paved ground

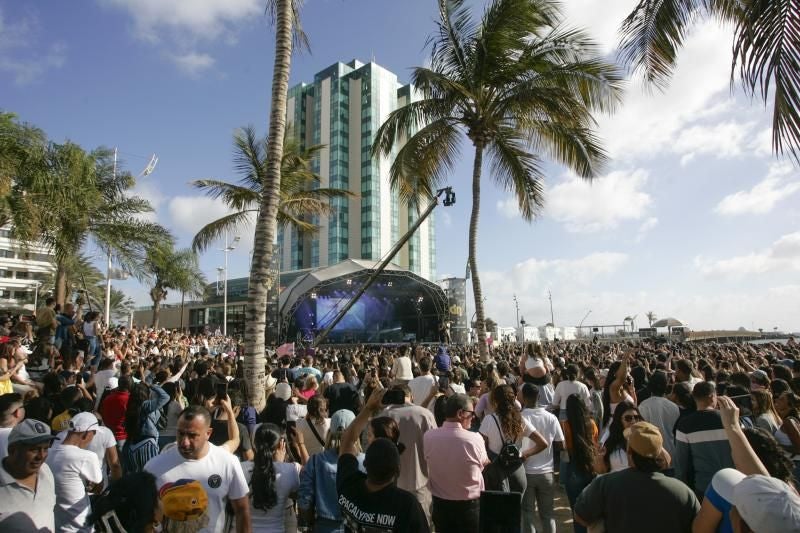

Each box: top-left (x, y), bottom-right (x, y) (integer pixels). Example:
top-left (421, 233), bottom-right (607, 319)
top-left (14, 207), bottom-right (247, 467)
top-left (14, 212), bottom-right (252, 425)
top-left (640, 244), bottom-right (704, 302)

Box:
top-left (553, 480), bottom-right (575, 533)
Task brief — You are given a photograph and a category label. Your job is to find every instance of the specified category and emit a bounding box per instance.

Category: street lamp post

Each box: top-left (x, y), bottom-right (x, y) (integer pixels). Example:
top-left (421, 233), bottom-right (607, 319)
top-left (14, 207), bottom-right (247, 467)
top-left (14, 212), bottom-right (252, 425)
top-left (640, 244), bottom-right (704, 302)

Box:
top-left (221, 231), bottom-right (240, 337)
top-left (30, 281), bottom-right (42, 310)
top-left (520, 316), bottom-right (526, 344)
top-left (513, 294), bottom-right (520, 329)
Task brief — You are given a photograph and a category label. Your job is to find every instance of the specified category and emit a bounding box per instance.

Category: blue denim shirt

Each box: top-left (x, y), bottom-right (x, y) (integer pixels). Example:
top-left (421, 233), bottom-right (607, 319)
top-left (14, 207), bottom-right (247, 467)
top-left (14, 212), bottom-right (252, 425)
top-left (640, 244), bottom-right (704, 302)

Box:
top-left (298, 449), bottom-right (364, 521)
top-left (139, 384), bottom-right (169, 439)
top-left (55, 314), bottom-right (75, 342)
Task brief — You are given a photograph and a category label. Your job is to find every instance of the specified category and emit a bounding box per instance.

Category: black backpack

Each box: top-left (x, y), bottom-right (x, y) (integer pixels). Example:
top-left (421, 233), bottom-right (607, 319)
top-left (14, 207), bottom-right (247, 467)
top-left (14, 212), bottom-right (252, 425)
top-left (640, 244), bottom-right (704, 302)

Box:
top-left (492, 415), bottom-right (523, 469)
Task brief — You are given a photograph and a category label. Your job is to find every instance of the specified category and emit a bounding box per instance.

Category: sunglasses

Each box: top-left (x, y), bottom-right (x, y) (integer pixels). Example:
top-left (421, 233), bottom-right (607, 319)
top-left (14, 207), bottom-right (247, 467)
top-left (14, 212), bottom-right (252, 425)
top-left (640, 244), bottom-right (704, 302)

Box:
top-left (461, 409), bottom-right (476, 418)
top-left (623, 414), bottom-right (643, 423)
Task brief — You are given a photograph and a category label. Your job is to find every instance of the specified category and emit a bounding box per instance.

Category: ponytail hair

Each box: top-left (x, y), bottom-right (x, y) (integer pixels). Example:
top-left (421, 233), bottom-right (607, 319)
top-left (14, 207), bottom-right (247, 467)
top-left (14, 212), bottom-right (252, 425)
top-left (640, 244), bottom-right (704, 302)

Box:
top-left (251, 423), bottom-right (282, 511)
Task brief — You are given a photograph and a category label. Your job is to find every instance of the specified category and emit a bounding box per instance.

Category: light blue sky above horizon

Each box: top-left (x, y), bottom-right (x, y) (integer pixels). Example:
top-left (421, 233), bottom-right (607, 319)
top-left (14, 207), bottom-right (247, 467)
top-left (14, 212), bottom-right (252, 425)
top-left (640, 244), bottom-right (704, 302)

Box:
top-left (1, 0), bottom-right (798, 332)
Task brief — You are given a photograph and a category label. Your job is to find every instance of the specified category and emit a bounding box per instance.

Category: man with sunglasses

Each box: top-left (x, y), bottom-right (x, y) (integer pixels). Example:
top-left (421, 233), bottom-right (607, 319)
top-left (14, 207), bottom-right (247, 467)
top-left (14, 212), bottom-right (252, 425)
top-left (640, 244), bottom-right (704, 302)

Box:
top-left (46, 412), bottom-right (102, 532)
top-left (423, 393), bottom-right (489, 533)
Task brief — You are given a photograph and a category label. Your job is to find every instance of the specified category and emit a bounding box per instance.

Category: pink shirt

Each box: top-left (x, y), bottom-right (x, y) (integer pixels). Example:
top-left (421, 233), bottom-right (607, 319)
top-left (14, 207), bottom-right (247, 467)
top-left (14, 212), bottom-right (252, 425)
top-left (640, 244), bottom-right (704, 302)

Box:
top-left (423, 421), bottom-right (488, 501)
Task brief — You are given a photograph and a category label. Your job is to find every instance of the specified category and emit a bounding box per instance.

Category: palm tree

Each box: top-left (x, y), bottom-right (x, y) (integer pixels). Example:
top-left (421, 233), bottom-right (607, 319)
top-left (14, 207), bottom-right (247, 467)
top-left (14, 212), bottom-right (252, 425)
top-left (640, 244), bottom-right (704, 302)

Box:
top-left (619, 0), bottom-right (800, 162)
top-left (144, 244), bottom-right (206, 329)
top-left (646, 311), bottom-right (657, 327)
top-left (0, 112), bottom-right (46, 226)
top-left (243, 0), bottom-right (307, 409)
top-left (190, 132), bottom-right (352, 252)
top-left (8, 142), bottom-right (171, 304)
top-left (373, 0), bottom-right (623, 358)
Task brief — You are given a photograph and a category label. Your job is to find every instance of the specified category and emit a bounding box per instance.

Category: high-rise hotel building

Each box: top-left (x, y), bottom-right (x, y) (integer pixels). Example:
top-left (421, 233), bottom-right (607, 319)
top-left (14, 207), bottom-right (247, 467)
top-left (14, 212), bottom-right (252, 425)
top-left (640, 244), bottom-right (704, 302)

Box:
top-left (279, 59), bottom-right (436, 280)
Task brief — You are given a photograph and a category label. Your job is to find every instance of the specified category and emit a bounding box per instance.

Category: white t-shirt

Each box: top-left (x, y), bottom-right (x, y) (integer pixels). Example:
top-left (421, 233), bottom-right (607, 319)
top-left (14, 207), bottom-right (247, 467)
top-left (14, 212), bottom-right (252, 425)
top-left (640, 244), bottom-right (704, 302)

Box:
top-left (55, 426), bottom-right (116, 488)
top-left (242, 460), bottom-right (301, 532)
top-left (479, 413), bottom-right (536, 456)
top-left (551, 380), bottom-right (592, 412)
top-left (144, 444), bottom-right (249, 533)
top-left (0, 427), bottom-right (10, 458)
top-left (46, 443), bottom-right (102, 533)
top-left (392, 356), bottom-right (414, 381)
top-left (638, 396), bottom-right (680, 456)
top-left (521, 407), bottom-right (565, 475)
top-left (408, 374), bottom-right (437, 406)
top-left (286, 403), bottom-right (308, 422)
top-left (93, 369), bottom-right (116, 409)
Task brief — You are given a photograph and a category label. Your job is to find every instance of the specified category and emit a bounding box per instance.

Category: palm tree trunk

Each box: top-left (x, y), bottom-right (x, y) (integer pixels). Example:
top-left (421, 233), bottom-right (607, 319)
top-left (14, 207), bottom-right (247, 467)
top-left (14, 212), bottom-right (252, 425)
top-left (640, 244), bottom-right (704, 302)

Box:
top-left (244, 0), bottom-right (293, 411)
top-left (468, 141), bottom-right (488, 360)
top-left (55, 260), bottom-right (68, 306)
top-left (152, 299), bottom-right (161, 329)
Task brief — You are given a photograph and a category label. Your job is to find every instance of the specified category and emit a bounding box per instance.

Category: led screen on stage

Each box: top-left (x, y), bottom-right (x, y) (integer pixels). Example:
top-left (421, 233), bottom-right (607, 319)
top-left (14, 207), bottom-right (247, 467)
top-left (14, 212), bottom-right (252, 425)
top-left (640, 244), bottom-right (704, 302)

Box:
top-left (316, 298), bottom-right (366, 331)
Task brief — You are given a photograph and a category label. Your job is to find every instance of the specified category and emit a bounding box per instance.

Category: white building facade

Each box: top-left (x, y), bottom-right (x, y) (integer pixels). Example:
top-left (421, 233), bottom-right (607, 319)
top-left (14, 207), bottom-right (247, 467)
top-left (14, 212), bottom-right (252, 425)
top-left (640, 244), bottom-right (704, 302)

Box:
top-left (0, 227), bottom-right (54, 310)
top-left (280, 60), bottom-right (436, 280)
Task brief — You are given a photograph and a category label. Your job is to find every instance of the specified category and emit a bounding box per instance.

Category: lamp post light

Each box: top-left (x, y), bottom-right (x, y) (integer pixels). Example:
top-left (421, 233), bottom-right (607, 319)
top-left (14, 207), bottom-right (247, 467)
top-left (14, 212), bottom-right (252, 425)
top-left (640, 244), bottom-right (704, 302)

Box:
top-left (29, 280), bottom-right (42, 310)
top-left (220, 232), bottom-right (240, 337)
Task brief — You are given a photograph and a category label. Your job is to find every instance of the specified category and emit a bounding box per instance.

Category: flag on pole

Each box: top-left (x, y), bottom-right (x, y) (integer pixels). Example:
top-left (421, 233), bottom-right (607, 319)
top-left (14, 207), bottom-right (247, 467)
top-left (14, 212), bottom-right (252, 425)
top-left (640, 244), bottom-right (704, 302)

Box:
top-left (276, 343), bottom-right (295, 356)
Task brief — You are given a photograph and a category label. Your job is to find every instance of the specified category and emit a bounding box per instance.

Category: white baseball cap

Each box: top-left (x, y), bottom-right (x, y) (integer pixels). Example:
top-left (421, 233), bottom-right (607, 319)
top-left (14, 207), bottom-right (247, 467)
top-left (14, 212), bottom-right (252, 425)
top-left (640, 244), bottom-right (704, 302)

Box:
top-left (732, 474), bottom-right (800, 532)
top-left (274, 382), bottom-right (292, 401)
top-left (68, 412), bottom-right (99, 433)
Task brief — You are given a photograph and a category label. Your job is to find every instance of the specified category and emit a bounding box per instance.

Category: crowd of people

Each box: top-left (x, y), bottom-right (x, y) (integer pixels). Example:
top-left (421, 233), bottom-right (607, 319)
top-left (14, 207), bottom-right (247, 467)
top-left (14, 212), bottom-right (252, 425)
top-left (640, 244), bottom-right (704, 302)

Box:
top-left (0, 297), bottom-right (799, 532)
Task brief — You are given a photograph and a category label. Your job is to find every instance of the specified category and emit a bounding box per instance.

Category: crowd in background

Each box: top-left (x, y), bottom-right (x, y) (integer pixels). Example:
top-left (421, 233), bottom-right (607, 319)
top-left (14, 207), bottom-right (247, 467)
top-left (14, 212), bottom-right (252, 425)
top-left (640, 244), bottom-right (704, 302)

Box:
top-left (0, 297), bottom-right (799, 532)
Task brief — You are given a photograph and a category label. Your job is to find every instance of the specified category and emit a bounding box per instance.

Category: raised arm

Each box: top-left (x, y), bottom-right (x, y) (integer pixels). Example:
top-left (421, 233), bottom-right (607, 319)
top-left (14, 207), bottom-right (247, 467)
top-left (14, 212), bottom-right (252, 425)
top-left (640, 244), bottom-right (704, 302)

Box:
top-left (718, 396), bottom-right (769, 476)
top-left (218, 396), bottom-right (241, 454)
top-left (341, 387), bottom-right (385, 457)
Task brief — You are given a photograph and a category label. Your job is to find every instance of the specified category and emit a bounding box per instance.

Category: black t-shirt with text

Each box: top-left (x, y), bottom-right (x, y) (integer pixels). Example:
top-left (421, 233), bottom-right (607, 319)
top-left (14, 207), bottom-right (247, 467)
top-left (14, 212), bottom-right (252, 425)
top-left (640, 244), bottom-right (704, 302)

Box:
top-left (336, 453), bottom-right (429, 533)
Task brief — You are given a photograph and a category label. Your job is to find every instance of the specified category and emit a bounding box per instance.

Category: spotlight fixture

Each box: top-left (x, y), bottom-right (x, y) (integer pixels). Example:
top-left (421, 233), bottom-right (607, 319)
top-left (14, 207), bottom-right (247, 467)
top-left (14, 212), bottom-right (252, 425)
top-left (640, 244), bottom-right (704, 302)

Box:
top-left (310, 292), bottom-right (317, 299)
top-left (387, 281), bottom-right (393, 287)
top-left (346, 279), bottom-right (352, 285)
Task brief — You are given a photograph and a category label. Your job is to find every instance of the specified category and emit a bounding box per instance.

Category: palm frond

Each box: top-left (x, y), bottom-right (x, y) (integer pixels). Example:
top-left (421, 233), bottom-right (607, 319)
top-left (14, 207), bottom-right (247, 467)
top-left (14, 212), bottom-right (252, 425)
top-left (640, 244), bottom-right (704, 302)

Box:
top-left (192, 210), bottom-right (256, 253)
top-left (192, 179), bottom-right (261, 211)
top-left (428, 0), bottom-right (478, 78)
top-left (389, 118), bottom-right (462, 206)
top-left (733, 0), bottom-right (800, 162)
top-left (372, 95), bottom-right (457, 159)
top-left (265, 0), bottom-right (309, 52)
top-left (489, 127), bottom-right (545, 220)
top-left (277, 211), bottom-right (317, 233)
top-left (618, 0), bottom-right (705, 89)
top-left (528, 120), bottom-right (608, 178)
top-left (232, 126), bottom-right (268, 190)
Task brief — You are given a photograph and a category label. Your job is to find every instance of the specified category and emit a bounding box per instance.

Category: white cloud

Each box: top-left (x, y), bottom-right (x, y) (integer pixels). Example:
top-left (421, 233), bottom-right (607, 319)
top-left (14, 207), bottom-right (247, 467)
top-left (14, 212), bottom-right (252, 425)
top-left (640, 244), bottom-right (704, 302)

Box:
top-left (100, 0), bottom-right (259, 76)
top-left (546, 169), bottom-right (652, 232)
top-left (672, 121), bottom-right (756, 166)
top-left (167, 195), bottom-right (255, 251)
top-left (496, 198), bottom-right (520, 219)
top-left (100, 0), bottom-right (261, 42)
top-left (695, 231), bottom-right (800, 279)
top-left (714, 162), bottom-right (800, 215)
top-left (560, 0), bottom-right (639, 54)
top-left (0, 8), bottom-right (65, 84)
top-left (635, 217), bottom-right (658, 242)
top-left (598, 20), bottom-right (737, 161)
top-left (170, 52), bottom-right (215, 76)
top-left (750, 127), bottom-right (773, 157)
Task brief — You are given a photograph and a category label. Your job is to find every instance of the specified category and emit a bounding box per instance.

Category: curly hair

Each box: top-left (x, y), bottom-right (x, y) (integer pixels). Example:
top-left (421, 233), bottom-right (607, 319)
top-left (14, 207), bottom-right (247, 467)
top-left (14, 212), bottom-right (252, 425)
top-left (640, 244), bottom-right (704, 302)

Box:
top-left (743, 427), bottom-right (795, 484)
top-left (251, 423), bottom-right (283, 511)
top-left (490, 384), bottom-right (523, 441)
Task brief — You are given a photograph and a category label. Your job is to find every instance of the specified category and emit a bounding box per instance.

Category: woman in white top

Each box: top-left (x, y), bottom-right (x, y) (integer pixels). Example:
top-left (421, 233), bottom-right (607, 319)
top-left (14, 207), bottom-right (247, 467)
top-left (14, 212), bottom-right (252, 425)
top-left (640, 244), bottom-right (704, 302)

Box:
top-left (550, 364), bottom-right (591, 421)
top-left (390, 347), bottom-right (414, 383)
top-left (296, 396), bottom-right (331, 457)
top-left (248, 423), bottom-right (302, 532)
top-left (519, 343), bottom-right (553, 385)
top-left (479, 384), bottom-right (547, 493)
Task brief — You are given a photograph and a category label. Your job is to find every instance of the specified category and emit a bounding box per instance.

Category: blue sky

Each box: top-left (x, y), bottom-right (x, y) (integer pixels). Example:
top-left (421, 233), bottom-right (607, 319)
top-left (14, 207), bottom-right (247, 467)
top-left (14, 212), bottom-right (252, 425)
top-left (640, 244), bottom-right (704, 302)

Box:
top-left (1, 0), bottom-right (798, 332)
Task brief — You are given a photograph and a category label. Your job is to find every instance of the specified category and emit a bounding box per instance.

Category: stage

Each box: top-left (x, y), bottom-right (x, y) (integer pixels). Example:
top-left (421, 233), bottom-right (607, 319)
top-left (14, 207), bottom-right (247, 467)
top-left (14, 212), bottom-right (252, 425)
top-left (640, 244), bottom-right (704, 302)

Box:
top-left (278, 259), bottom-right (451, 344)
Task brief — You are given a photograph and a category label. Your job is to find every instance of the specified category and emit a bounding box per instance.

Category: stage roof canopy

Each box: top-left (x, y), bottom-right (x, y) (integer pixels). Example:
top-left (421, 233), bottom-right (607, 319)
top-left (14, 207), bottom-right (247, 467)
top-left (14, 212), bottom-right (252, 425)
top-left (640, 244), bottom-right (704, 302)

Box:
top-left (279, 258), bottom-right (442, 317)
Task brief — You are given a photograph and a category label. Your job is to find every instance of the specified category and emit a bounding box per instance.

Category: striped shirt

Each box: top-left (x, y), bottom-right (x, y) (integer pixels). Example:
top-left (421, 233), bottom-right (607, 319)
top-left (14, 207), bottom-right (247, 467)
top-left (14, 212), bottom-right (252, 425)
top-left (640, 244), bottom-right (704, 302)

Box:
top-left (674, 409), bottom-right (734, 496)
